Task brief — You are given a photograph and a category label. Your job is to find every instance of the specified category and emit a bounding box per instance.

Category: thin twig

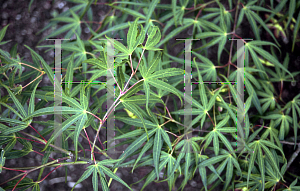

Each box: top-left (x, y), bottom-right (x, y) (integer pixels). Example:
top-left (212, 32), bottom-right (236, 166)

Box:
top-left (280, 141), bottom-right (299, 145)
top-left (19, 131), bottom-right (72, 156)
top-left (91, 52), bottom-right (145, 161)
top-left (109, 68), bottom-right (122, 94)
top-left (84, 128), bottom-right (95, 163)
top-left (22, 72), bottom-right (44, 89)
top-left (228, 0), bottom-right (241, 105)
top-left (19, 62), bottom-right (42, 73)
top-left (285, 142), bottom-right (300, 170)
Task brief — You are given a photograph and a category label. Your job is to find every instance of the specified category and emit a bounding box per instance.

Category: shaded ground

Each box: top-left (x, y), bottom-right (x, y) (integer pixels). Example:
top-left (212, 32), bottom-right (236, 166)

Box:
top-left (1, 0), bottom-right (300, 191)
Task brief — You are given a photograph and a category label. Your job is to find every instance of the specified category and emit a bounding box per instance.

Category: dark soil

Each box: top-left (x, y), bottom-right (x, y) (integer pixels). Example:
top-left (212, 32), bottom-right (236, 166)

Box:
top-left (0, 0), bottom-right (300, 191)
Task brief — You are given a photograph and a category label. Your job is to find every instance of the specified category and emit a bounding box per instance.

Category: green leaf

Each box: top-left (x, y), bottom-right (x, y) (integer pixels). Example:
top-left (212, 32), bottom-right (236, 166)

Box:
top-left (42, 113), bottom-right (84, 152)
top-left (4, 138), bottom-right (16, 153)
top-left (92, 167), bottom-right (98, 191)
top-left (98, 164), bottom-right (132, 191)
top-left (15, 132), bottom-right (32, 150)
top-left (213, 132), bottom-right (220, 156)
top-left (23, 106), bottom-right (81, 121)
top-left (115, 116), bottom-right (157, 129)
top-left (127, 17), bottom-right (140, 53)
top-left (0, 149), bottom-right (6, 173)
top-left (153, 128), bottom-right (162, 180)
top-left (144, 26), bottom-right (161, 49)
top-left (147, 79), bottom-right (183, 108)
top-left (74, 113), bottom-right (87, 161)
top-left (217, 36), bottom-right (227, 64)
top-left (106, 35), bottom-right (129, 55)
top-left (223, 157), bottom-right (234, 190)
top-left (292, 11), bottom-right (300, 52)
top-left (51, 16), bottom-right (76, 23)
top-left (143, 80), bottom-right (151, 116)
top-left (194, 59), bottom-right (208, 109)
top-left (198, 154), bottom-right (228, 168)
top-left (62, 93), bottom-right (84, 109)
top-left (80, 85), bottom-right (88, 110)
top-left (65, 53), bottom-right (75, 96)
top-left (99, 173), bottom-right (109, 191)
top-left (120, 78), bottom-right (144, 100)
top-left (112, 5), bottom-right (146, 20)
top-left (92, 21), bottom-right (146, 40)
top-left (2, 125), bottom-right (28, 135)
top-left (257, 146), bottom-right (265, 191)
top-left (157, 21), bottom-right (193, 47)
top-left (114, 128), bottom-right (157, 168)
top-left (248, 42), bottom-right (294, 80)
top-left (247, 142), bottom-right (258, 188)
top-left (122, 101), bottom-right (149, 140)
top-left (2, 84), bottom-right (27, 119)
top-left (292, 104), bottom-right (299, 148)
top-left (117, 66), bottom-right (125, 92)
top-left (216, 132), bottom-right (236, 158)
top-left (183, 144), bottom-right (192, 184)
top-left (172, 0), bottom-right (178, 27)
top-left (32, 183), bottom-right (40, 191)
top-left (0, 102), bottom-right (23, 120)
top-left (247, 8), bottom-right (280, 46)
top-left (132, 137), bottom-right (154, 172)
top-left (146, 51), bottom-right (162, 76)
top-left (24, 45), bottom-right (54, 86)
top-left (42, 15), bottom-right (80, 40)
top-left (144, 0), bottom-right (159, 32)
top-left (28, 82), bottom-right (40, 116)
top-left (147, 68), bottom-right (184, 79)
top-left (71, 166), bottom-right (93, 191)
top-left (0, 24), bottom-right (9, 42)
top-left (114, 129), bottom-right (144, 140)
top-left (161, 128), bottom-right (172, 151)
top-left (0, 117), bottom-right (27, 126)
top-left (141, 157), bottom-right (169, 191)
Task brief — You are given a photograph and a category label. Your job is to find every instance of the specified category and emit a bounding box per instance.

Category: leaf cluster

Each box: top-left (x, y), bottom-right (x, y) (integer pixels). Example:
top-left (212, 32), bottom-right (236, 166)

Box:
top-left (0, 0), bottom-right (300, 191)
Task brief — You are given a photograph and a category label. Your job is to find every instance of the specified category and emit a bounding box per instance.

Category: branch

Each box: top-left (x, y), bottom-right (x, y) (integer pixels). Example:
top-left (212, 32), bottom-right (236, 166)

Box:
top-left (285, 142), bottom-right (300, 170)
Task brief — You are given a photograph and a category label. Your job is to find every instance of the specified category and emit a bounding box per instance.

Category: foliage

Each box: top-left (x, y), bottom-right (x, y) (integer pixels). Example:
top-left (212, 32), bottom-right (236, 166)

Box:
top-left (1, 0), bottom-right (300, 191)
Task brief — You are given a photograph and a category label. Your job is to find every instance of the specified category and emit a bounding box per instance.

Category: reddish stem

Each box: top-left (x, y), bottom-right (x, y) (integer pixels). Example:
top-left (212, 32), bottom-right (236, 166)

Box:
top-left (1, 167), bottom-right (26, 173)
top-left (239, 2), bottom-right (245, 8)
top-left (232, 33), bottom-right (247, 44)
top-left (87, 111), bottom-right (102, 124)
top-left (195, 6), bottom-right (205, 20)
top-left (185, 3), bottom-right (202, 10)
top-left (206, 112), bottom-right (215, 127)
top-left (32, 150), bottom-right (56, 161)
top-left (12, 173), bottom-right (27, 191)
top-left (78, 149), bottom-right (104, 155)
top-left (122, 79), bottom-right (145, 95)
top-left (229, 61), bottom-right (238, 68)
top-left (84, 128), bottom-right (95, 162)
top-left (39, 165), bottom-right (61, 183)
top-left (215, 63), bottom-right (229, 68)
top-left (29, 124), bottom-right (47, 143)
top-left (15, 137), bottom-right (44, 144)
top-left (97, 135), bottom-right (105, 151)
top-left (134, 48), bottom-right (145, 74)
top-left (278, 181), bottom-right (289, 188)
top-left (228, 7), bottom-right (236, 12)
top-left (165, 106), bottom-right (173, 121)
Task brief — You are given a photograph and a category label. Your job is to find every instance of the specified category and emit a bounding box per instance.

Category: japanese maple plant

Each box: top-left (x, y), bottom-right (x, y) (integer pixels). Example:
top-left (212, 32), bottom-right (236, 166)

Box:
top-left (1, 0), bottom-right (300, 191)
